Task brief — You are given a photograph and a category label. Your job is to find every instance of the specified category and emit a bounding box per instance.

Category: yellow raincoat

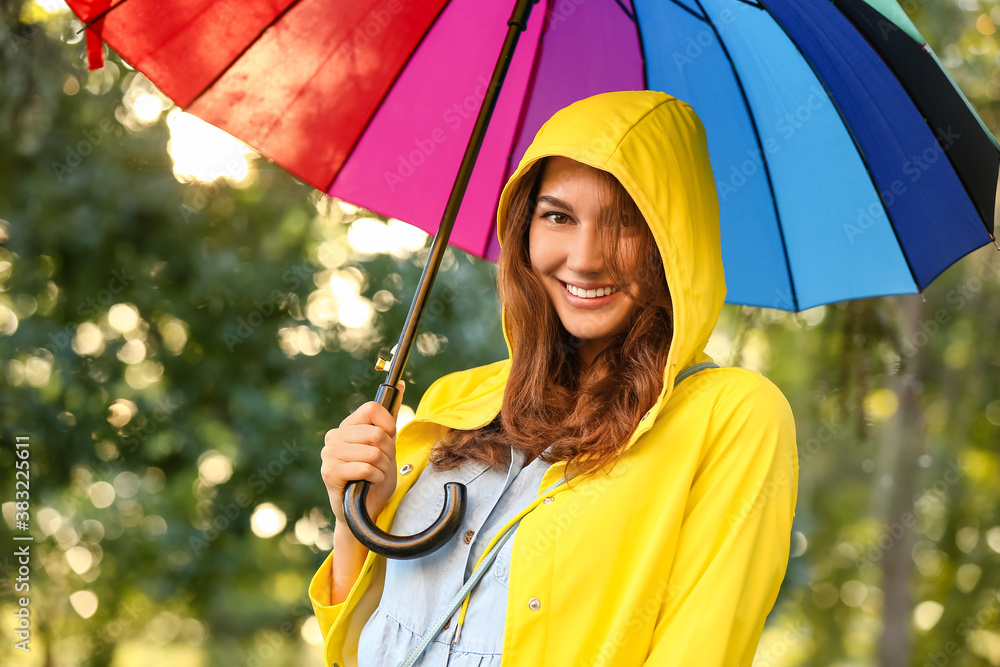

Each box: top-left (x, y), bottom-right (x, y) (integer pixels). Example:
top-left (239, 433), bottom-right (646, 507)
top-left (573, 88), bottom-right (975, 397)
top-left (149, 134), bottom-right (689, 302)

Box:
top-left (310, 90), bottom-right (798, 666)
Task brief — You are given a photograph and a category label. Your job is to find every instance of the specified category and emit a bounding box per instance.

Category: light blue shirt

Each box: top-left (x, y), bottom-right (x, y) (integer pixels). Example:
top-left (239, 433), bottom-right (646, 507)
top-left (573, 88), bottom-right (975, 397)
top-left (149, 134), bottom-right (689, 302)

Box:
top-left (358, 443), bottom-right (555, 666)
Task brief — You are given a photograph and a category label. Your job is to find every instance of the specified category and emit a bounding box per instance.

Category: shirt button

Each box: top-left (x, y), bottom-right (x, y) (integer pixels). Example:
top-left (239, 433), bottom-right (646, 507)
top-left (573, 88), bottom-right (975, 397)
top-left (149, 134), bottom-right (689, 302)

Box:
top-left (400, 464), bottom-right (412, 475)
top-left (443, 620), bottom-right (450, 629)
top-left (464, 530), bottom-right (474, 544)
top-left (528, 598), bottom-right (541, 611)
top-left (543, 496), bottom-right (554, 504)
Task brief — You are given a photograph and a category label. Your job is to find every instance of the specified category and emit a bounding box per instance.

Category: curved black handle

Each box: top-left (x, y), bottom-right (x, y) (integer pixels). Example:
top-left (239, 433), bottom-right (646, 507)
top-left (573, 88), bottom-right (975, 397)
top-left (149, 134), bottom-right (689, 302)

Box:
top-left (341, 382), bottom-right (469, 559)
top-left (343, 477), bottom-right (467, 560)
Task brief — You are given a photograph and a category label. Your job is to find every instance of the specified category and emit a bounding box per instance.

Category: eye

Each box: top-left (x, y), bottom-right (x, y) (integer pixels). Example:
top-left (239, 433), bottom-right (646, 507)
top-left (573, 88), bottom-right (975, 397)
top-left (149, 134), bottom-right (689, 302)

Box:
top-left (541, 211), bottom-right (571, 225)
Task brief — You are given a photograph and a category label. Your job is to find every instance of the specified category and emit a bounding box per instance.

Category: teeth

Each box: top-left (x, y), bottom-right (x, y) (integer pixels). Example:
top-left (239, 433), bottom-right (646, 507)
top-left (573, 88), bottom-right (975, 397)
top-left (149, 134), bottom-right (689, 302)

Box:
top-left (565, 282), bottom-right (618, 299)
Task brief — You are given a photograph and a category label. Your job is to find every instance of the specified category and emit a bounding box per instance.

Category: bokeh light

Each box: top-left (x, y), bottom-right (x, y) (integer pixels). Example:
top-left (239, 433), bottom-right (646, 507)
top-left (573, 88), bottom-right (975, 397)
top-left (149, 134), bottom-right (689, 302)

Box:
top-left (167, 109), bottom-right (256, 184)
top-left (250, 503), bottom-right (287, 539)
top-left (69, 590), bottom-right (99, 618)
top-left (198, 451), bottom-right (234, 487)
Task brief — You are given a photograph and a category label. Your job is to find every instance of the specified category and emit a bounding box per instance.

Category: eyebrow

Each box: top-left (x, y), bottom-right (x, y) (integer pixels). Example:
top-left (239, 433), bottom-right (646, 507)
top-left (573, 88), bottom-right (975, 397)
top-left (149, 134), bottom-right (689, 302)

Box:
top-left (535, 195), bottom-right (573, 211)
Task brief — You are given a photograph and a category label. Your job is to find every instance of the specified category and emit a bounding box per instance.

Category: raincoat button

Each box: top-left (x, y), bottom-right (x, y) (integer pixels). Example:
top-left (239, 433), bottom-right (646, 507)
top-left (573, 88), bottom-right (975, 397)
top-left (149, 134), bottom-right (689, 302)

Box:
top-left (464, 530), bottom-right (475, 544)
top-left (528, 598), bottom-right (541, 611)
top-left (543, 496), bottom-right (554, 504)
top-left (641, 410), bottom-right (652, 421)
top-left (400, 464), bottom-right (412, 475)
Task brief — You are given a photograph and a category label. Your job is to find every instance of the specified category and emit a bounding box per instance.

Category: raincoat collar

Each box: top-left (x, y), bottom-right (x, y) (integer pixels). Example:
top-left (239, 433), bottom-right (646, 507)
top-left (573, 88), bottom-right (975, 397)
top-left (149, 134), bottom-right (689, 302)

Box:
top-left (415, 91), bottom-right (726, 443)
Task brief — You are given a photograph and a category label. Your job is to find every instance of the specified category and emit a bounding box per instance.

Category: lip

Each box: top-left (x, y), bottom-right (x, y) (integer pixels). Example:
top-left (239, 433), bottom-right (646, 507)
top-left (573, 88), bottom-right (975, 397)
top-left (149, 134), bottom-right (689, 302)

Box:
top-left (559, 280), bottom-right (621, 309)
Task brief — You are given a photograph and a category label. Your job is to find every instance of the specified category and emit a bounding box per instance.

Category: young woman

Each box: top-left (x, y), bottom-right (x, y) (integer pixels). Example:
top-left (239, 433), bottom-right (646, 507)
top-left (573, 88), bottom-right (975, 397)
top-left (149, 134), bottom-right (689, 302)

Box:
top-left (312, 90), bottom-right (798, 667)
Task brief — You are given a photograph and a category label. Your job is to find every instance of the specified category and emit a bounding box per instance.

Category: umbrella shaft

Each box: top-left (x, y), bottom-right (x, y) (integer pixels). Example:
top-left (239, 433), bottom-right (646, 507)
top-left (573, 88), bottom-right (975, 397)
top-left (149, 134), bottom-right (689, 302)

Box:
top-left (378, 0), bottom-right (538, 412)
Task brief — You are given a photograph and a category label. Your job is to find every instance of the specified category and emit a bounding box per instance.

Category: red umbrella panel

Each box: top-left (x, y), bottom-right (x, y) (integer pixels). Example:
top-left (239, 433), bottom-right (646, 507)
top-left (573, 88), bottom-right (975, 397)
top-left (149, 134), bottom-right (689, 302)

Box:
top-left (74, 0), bottom-right (552, 260)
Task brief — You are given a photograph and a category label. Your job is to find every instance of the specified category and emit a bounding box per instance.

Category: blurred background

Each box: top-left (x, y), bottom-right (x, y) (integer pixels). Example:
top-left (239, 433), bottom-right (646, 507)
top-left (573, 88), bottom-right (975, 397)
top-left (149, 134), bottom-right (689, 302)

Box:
top-left (1, 0), bottom-right (998, 665)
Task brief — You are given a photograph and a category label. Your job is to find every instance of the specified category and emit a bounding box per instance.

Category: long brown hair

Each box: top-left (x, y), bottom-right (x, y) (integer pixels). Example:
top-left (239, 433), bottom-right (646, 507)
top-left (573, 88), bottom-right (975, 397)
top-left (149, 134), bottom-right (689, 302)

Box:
top-left (428, 158), bottom-right (674, 483)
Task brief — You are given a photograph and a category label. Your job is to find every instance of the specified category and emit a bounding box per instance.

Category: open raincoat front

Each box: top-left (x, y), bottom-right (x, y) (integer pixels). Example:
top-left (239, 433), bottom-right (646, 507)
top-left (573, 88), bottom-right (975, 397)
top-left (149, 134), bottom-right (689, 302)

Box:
top-left (310, 90), bottom-right (799, 666)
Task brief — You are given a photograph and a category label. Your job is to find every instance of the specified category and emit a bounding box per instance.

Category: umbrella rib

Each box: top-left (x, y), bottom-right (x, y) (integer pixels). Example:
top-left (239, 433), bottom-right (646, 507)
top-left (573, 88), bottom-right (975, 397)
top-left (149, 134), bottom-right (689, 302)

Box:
top-left (665, 0), bottom-right (709, 24)
top-left (632, 3), bottom-right (650, 90)
top-left (757, 0), bottom-right (924, 295)
top-left (324, 1), bottom-right (454, 194)
top-left (79, 0), bottom-right (131, 32)
top-left (612, 0), bottom-right (637, 22)
top-left (184, 1), bottom-right (302, 110)
top-left (498, 1), bottom-right (551, 241)
top-left (835, 0), bottom-right (998, 234)
top-left (691, 0), bottom-right (799, 311)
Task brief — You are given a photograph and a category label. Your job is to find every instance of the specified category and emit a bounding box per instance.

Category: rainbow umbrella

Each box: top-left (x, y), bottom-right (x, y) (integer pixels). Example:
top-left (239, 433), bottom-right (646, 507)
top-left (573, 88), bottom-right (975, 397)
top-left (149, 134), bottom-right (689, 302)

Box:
top-left (68, 0), bottom-right (999, 557)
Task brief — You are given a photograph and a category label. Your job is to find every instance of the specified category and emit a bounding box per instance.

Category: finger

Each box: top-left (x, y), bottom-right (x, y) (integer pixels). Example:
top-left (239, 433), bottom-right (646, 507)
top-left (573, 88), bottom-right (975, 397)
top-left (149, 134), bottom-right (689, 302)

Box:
top-left (339, 461), bottom-right (386, 487)
top-left (336, 442), bottom-right (392, 471)
top-left (341, 401), bottom-right (397, 438)
top-left (334, 424), bottom-right (395, 455)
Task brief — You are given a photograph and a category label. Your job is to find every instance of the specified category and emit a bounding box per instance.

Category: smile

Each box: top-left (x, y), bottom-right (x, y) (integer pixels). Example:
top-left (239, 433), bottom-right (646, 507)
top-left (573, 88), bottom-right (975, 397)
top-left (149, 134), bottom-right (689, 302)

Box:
top-left (561, 281), bottom-right (619, 299)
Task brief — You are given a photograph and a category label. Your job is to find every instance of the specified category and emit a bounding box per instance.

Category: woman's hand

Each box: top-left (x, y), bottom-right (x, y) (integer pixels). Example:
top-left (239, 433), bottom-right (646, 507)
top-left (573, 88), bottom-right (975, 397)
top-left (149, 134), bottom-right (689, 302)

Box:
top-left (321, 381), bottom-right (405, 527)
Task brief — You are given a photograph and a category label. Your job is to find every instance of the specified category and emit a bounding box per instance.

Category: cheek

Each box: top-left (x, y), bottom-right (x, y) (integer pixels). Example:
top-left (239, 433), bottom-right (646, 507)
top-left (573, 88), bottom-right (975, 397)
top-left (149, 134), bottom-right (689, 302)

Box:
top-left (528, 224), bottom-right (560, 276)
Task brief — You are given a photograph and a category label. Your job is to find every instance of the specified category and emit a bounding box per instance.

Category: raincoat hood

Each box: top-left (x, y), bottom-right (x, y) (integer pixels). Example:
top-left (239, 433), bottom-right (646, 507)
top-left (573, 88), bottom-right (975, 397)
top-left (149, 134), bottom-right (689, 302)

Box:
top-left (418, 90), bottom-right (727, 431)
top-left (498, 90), bottom-right (726, 381)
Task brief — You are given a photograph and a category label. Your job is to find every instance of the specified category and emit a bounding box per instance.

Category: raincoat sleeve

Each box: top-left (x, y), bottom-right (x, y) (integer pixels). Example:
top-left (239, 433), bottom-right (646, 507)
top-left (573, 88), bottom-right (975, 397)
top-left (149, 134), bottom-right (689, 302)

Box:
top-left (308, 370), bottom-right (459, 666)
top-left (309, 545), bottom-right (384, 667)
top-left (644, 371), bottom-right (798, 666)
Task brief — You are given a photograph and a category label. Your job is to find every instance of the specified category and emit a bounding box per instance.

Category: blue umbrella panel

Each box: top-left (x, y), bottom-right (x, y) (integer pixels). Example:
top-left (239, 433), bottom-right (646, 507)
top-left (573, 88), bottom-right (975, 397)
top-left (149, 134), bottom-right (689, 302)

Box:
top-left (634, 0), bottom-right (999, 311)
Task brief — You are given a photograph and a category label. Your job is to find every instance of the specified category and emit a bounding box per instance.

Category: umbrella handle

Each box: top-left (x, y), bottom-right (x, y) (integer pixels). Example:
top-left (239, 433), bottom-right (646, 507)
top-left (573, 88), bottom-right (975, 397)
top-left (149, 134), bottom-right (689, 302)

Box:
top-left (341, 0), bottom-right (538, 559)
top-left (342, 382), bottom-right (468, 559)
top-left (342, 479), bottom-right (467, 560)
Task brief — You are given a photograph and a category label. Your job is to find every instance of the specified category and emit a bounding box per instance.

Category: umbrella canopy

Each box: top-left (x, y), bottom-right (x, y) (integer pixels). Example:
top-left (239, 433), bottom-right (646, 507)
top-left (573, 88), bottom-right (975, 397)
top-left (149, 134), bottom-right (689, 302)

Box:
top-left (69, 0), bottom-right (999, 312)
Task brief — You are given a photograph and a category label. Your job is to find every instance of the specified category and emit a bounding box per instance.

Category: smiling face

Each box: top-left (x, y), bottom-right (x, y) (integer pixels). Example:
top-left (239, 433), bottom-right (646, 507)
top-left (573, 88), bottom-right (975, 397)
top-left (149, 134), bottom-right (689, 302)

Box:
top-left (528, 157), bottom-right (642, 366)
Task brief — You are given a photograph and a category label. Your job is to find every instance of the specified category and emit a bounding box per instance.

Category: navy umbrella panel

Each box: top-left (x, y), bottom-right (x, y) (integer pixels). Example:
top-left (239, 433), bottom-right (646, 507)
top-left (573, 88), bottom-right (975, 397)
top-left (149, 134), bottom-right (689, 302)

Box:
top-left (636, 0), bottom-right (998, 311)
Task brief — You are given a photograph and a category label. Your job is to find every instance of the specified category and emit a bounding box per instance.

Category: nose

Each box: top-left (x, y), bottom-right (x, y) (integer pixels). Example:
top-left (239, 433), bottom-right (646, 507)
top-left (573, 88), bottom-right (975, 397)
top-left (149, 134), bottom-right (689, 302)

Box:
top-left (566, 221), bottom-right (605, 276)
